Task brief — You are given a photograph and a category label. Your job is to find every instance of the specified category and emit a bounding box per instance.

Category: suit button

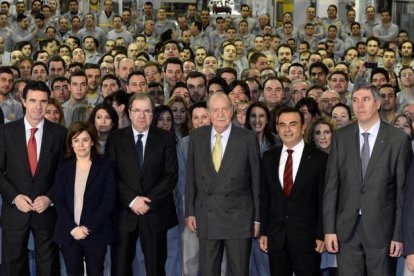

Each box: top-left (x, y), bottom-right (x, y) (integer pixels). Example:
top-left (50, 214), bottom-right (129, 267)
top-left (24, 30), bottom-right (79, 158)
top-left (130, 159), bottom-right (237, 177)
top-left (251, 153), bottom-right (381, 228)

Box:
top-left (208, 193), bottom-right (212, 196)
top-left (208, 209), bottom-right (212, 213)
top-left (224, 194), bottom-right (228, 197)
top-left (285, 215), bottom-right (289, 219)
top-left (360, 190), bottom-right (365, 194)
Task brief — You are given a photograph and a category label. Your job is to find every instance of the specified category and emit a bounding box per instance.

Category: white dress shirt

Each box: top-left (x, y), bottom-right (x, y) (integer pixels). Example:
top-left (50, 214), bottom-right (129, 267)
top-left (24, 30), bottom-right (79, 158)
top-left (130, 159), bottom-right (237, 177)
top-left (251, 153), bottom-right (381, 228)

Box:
top-left (129, 127), bottom-right (150, 208)
top-left (210, 124), bottom-right (232, 158)
top-left (24, 118), bottom-right (44, 161)
top-left (358, 118), bottom-right (380, 157)
top-left (278, 139), bottom-right (305, 188)
top-left (132, 127), bottom-right (149, 157)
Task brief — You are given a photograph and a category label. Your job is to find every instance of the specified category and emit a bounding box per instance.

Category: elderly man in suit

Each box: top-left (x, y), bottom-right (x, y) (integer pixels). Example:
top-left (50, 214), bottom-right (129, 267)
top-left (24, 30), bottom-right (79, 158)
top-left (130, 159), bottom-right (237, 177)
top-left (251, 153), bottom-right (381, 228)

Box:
top-left (106, 93), bottom-right (178, 276)
top-left (259, 106), bottom-right (327, 276)
top-left (324, 84), bottom-right (412, 276)
top-left (0, 79), bottom-right (66, 275)
top-left (185, 92), bottom-right (261, 276)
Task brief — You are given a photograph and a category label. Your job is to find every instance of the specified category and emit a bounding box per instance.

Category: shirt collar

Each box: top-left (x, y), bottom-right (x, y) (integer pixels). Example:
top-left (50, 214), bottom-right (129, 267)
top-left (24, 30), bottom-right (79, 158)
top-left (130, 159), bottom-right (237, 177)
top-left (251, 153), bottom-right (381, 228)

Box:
top-left (358, 118), bottom-right (381, 136)
top-left (282, 139), bottom-right (305, 153)
top-left (211, 124), bottom-right (232, 140)
top-left (24, 117), bottom-right (44, 131)
top-left (132, 126), bottom-right (149, 137)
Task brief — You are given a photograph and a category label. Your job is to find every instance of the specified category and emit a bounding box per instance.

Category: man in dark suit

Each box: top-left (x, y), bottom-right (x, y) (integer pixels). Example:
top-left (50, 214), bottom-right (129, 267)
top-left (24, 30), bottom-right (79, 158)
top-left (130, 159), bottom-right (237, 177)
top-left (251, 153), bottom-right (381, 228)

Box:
top-left (259, 106), bottom-right (327, 276)
top-left (404, 159), bottom-right (414, 274)
top-left (324, 84), bottom-right (412, 275)
top-left (106, 93), bottom-right (178, 276)
top-left (185, 92), bottom-right (261, 276)
top-left (0, 79), bottom-right (66, 275)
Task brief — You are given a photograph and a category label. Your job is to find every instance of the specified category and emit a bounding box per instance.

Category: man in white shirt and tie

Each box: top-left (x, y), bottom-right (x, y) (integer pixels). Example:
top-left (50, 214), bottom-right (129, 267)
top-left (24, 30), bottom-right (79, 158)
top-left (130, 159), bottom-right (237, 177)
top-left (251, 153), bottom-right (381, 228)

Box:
top-left (324, 84), bottom-right (412, 275)
top-left (259, 106), bottom-right (327, 276)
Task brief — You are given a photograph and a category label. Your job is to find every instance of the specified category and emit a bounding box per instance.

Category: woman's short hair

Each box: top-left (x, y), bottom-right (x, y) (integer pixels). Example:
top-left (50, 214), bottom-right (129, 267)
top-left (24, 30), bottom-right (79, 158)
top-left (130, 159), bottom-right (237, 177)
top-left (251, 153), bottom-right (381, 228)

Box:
top-left (66, 121), bottom-right (99, 159)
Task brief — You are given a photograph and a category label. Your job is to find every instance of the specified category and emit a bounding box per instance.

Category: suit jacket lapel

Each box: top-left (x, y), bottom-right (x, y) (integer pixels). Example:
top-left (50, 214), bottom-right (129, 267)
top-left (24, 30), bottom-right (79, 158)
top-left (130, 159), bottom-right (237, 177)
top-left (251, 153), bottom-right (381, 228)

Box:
top-left (123, 127), bottom-right (142, 174)
top-left (290, 144), bottom-right (312, 197)
top-left (203, 126), bottom-right (216, 175)
top-left (66, 158), bottom-right (76, 213)
top-left (217, 127), bottom-right (239, 177)
top-left (142, 127), bottom-right (156, 172)
top-left (350, 123), bottom-right (364, 182)
top-left (272, 147), bottom-right (284, 195)
top-left (36, 120), bottom-right (53, 178)
top-left (363, 121), bottom-right (387, 186)
top-left (16, 120), bottom-right (33, 177)
top-left (85, 159), bottom-right (100, 193)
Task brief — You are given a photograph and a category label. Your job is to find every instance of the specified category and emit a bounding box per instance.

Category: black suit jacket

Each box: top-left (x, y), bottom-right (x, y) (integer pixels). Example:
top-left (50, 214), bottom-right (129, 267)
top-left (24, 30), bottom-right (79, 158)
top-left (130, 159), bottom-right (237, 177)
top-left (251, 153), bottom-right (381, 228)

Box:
top-left (106, 126), bottom-right (178, 232)
top-left (53, 157), bottom-right (117, 246)
top-left (0, 119), bottom-right (66, 230)
top-left (0, 108), bottom-right (4, 125)
top-left (260, 143), bottom-right (327, 251)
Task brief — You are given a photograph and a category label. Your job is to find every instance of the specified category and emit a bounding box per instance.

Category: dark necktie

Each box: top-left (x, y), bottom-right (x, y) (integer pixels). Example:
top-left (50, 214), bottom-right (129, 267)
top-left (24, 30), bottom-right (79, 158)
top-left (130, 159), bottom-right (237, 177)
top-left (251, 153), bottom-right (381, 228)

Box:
top-left (361, 132), bottom-right (370, 178)
top-left (136, 134), bottom-right (144, 169)
top-left (283, 149), bottom-right (294, 197)
top-left (28, 128), bottom-right (38, 176)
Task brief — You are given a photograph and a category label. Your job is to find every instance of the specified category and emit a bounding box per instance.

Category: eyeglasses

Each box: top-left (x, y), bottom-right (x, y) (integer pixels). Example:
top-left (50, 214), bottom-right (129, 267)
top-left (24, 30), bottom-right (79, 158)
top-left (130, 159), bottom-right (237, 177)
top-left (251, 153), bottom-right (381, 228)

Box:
top-left (403, 111), bottom-right (414, 119)
top-left (130, 109), bottom-right (152, 115)
top-left (101, 66), bottom-right (114, 72)
top-left (53, 85), bottom-right (69, 91)
top-left (148, 90), bottom-right (163, 96)
top-left (291, 89), bottom-right (307, 95)
top-left (321, 98), bottom-right (340, 104)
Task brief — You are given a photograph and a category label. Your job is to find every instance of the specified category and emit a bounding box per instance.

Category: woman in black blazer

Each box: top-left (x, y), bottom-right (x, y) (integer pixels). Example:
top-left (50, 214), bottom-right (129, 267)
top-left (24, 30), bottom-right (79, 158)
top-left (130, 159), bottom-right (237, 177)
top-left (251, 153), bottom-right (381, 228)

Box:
top-left (53, 121), bottom-right (117, 276)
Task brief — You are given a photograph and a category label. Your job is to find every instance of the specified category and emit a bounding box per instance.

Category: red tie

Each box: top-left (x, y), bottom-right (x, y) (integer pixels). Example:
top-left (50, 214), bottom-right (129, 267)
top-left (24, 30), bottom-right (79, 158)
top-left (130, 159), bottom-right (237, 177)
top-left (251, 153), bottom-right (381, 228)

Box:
top-left (283, 149), bottom-right (294, 197)
top-left (28, 128), bottom-right (38, 176)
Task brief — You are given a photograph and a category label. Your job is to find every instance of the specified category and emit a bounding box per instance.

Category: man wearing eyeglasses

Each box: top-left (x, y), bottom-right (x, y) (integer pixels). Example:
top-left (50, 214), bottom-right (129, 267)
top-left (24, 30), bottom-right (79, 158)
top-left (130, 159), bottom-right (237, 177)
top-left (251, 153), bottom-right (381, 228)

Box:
top-left (147, 82), bottom-right (164, 105)
top-left (107, 93), bottom-right (178, 276)
top-left (50, 76), bottom-right (70, 104)
top-left (319, 90), bottom-right (341, 116)
top-left (290, 79), bottom-right (310, 106)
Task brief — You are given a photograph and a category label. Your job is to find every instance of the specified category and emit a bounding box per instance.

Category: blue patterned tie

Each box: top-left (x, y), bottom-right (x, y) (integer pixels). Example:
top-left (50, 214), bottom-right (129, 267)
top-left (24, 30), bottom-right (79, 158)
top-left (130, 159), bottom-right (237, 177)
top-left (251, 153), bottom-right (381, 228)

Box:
top-left (136, 134), bottom-right (144, 168)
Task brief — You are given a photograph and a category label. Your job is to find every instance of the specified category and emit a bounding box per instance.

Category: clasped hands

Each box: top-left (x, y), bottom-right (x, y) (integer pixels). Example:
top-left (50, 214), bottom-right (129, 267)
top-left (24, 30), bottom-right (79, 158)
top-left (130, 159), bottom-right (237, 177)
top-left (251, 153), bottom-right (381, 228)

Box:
top-left (131, 196), bottom-right (151, 215)
top-left (71, 226), bottom-right (90, 240)
top-left (14, 194), bottom-right (51, 213)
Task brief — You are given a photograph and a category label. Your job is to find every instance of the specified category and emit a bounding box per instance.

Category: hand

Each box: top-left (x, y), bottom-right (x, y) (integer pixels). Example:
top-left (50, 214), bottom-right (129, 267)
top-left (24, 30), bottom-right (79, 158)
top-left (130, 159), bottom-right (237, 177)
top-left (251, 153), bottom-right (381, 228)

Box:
top-left (315, 239), bottom-right (326, 253)
top-left (325, 233), bottom-right (339, 253)
top-left (31, 28), bottom-right (38, 35)
top-left (130, 196), bottom-right (151, 215)
top-left (357, 62), bottom-right (367, 77)
top-left (406, 254), bottom-right (414, 272)
top-left (389, 240), bottom-right (403, 257)
top-left (70, 226), bottom-right (89, 240)
top-left (14, 194), bottom-right (34, 213)
top-left (259, 235), bottom-right (268, 253)
top-left (253, 223), bottom-right (260, 238)
top-left (32, 196), bottom-right (51, 213)
top-left (185, 216), bottom-right (197, 233)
